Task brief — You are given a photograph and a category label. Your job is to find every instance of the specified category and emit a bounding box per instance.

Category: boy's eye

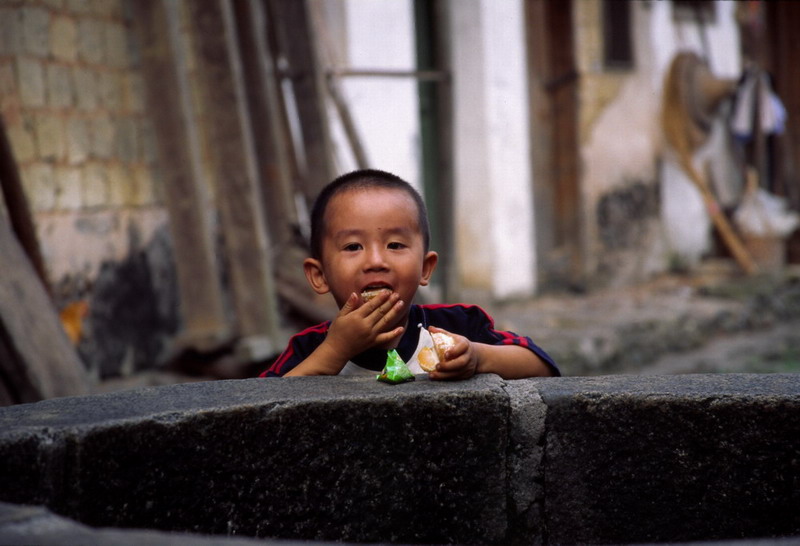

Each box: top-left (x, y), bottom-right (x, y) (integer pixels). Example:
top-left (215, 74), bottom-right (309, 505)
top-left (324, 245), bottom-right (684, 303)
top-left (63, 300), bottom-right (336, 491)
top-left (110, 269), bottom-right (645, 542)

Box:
top-left (387, 242), bottom-right (406, 250)
top-left (343, 243), bottom-right (362, 251)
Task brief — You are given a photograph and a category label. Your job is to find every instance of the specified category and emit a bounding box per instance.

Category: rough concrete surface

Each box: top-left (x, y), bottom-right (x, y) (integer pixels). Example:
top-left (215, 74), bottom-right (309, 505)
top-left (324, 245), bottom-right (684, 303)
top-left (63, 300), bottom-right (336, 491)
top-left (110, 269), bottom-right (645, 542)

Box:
top-left (539, 374), bottom-right (800, 544)
top-left (0, 375), bottom-right (514, 545)
top-left (0, 502), bottom-right (274, 546)
top-left (2, 374), bottom-right (800, 545)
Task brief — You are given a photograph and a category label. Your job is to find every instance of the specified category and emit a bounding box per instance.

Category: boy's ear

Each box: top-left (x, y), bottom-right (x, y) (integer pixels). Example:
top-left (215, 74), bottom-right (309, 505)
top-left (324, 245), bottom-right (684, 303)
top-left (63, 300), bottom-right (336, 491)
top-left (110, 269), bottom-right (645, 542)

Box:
top-left (419, 251), bottom-right (439, 286)
top-left (303, 258), bottom-right (330, 295)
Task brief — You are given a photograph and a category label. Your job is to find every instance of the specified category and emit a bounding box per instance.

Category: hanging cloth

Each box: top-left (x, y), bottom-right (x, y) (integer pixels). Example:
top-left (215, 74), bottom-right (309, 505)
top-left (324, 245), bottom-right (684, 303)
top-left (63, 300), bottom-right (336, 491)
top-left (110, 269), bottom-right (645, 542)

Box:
top-left (731, 70), bottom-right (787, 140)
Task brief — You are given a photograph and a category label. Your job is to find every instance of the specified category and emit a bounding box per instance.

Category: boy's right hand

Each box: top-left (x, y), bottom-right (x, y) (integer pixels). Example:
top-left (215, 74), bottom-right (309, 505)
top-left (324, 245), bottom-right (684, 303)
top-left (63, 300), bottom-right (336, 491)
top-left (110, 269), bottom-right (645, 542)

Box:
top-left (324, 290), bottom-right (405, 360)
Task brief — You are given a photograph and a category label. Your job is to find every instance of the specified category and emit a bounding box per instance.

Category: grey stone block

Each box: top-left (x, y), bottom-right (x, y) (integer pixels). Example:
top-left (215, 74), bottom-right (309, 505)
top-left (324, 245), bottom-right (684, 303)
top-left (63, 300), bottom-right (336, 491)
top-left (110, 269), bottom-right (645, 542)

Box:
top-left (2, 375), bottom-right (800, 545)
top-left (0, 376), bottom-right (512, 544)
top-left (539, 374), bottom-right (800, 545)
top-left (115, 116), bottom-right (138, 162)
top-left (0, 9), bottom-right (23, 56)
top-left (0, 502), bottom-right (295, 545)
top-left (504, 381), bottom-right (548, 544)
top-left (105, 21), bottom-right (128, 68)
top-left (46, 63), bottom-right (74, 108)
top-left (50, 15), bottom-right (77, 62)
top-left (90, 117), bottom-right (115, 159)
top-left (21, 6), bottom-right (49, 57)
top-left (66, 117), bottom-right (89, 164)
top-left (77, 18), bottom-right (104, 64)
top-left (73, 67), bottom-right (98, 110)
top-left (33, 114), bottom-right (64, 160)
top-left (16, 58), bottom-right (45, 107)
top-left (96, 71), bottom-right (121, 110)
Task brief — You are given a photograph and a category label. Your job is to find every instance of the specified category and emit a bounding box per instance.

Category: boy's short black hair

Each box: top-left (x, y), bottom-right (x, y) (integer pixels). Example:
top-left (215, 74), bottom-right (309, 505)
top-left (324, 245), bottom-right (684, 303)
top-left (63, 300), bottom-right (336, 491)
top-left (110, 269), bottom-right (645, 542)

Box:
top-left (309, 169), bottom-right (431, 259)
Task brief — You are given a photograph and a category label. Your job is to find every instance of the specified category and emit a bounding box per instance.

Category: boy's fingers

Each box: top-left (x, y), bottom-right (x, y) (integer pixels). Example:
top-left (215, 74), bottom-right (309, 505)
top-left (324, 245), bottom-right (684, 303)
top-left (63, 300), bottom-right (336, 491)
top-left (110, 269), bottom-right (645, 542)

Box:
top-left (376, 326), bottom-right (404, 345)
top-left (359, 289), bottom-right (393, 316)
top-left (339, 292), bottom-right (359, 316)
top-left (429, 368), bottom-right (468, 381)
top-left (365, 292), bottom-right (401, 322)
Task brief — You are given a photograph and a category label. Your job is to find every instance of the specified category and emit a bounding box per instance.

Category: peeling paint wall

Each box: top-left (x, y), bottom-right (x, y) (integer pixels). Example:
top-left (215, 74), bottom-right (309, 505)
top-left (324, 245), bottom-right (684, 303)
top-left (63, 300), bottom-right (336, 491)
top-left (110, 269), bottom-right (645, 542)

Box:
top-left (575, 0), bottom-right (743, 286)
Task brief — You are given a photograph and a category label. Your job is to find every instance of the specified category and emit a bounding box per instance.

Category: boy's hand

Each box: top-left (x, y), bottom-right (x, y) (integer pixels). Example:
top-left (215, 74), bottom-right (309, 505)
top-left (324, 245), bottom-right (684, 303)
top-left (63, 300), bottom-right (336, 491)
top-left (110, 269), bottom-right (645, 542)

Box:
top-left (427, 326), bottom-right (479, 381)
top-left (324, 291), bottom-right (405, 359)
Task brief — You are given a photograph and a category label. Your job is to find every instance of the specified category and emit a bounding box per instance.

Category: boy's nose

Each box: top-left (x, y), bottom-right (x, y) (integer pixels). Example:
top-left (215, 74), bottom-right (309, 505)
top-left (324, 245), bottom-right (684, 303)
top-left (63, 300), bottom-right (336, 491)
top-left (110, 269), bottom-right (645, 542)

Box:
top-left (363, 245), bottom-right (389, 270)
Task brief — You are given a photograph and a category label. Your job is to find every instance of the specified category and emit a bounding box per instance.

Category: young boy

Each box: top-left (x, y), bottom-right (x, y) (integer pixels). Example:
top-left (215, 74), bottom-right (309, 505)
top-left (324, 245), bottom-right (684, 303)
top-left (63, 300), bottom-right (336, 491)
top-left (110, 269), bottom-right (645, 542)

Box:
top-left (262, 169), bottom-right (559, 379)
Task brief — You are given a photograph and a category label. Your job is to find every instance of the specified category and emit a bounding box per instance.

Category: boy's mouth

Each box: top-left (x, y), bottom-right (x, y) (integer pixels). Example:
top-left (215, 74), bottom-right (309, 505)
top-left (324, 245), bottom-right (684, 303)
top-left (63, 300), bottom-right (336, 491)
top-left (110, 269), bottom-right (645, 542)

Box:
top-left (360, 284), bottom-right (392, 301)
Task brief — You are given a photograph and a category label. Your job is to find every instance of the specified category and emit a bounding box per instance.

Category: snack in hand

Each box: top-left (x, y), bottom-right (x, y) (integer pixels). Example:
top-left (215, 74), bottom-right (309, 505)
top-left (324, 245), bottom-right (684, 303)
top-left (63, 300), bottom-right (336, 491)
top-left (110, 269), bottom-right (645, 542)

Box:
top-left (361, 287), bottom-right (390, 302)
top-left (376, 349), bottom-right (415, 384)
top-left (418, 331), bottom-right (455, 372)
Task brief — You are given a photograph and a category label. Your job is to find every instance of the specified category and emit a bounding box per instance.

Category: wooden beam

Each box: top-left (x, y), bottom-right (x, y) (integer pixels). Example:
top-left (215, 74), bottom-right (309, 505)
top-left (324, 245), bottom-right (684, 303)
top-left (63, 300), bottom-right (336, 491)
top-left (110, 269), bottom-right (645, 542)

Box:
top-left (327, 69), bottom-right (449, 81)
top-left (187, 0), bottom-right (282, 355)
top-left (415, 0), bottom-right (457, 301)
top-left (0, 209), bottom-right (89, 405)
top-left (0, 117), bottom-right (50, 294)
top-left (270, 0), bottom-right (335, 199)
top-left (231, 0), bottom-right (296, 249)
top-left (131, 0), bottom-right (230, 351)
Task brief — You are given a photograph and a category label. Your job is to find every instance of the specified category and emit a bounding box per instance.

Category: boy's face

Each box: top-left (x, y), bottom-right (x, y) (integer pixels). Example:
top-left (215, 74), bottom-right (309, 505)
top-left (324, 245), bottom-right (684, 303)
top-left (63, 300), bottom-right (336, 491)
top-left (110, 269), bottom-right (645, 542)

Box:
top-left (304, 187), bottom-right (438, 322)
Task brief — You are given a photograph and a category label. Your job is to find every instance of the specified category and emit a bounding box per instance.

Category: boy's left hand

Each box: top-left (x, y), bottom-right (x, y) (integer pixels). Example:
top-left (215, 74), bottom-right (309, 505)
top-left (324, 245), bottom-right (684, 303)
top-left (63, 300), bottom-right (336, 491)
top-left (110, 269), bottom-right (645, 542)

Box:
top-left (427, 326), bottom-right (478, 380)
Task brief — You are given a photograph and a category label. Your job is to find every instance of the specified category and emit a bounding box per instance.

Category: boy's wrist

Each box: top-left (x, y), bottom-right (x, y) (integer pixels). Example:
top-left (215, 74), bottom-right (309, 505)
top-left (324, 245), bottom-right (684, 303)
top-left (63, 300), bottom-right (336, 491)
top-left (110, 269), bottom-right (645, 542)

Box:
top-left (314, 338), bottom-right (353, 373)
top-left (473, 343), bottom-right (491, 375)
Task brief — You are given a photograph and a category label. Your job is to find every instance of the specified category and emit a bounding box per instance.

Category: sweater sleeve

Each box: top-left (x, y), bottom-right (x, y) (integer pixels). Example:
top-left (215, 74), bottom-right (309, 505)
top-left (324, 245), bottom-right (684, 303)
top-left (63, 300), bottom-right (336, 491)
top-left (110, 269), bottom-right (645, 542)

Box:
top-left (260, 322), bottom-right (330, 377)
top-left (423, 304), bottom-right (561, 377)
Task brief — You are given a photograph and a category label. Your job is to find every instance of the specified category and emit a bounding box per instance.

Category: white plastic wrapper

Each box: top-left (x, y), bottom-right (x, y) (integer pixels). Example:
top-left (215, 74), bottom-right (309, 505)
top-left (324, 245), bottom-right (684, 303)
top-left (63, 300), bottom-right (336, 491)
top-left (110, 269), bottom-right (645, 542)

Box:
top-left (734, 188), bottom-right (800, 238)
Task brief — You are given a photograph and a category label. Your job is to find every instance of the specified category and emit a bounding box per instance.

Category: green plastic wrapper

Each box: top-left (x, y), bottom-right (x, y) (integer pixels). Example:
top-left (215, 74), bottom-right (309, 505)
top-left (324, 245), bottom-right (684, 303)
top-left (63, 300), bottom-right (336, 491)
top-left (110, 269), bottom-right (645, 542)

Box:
top-left (376, 349), bottom-right (415, 384)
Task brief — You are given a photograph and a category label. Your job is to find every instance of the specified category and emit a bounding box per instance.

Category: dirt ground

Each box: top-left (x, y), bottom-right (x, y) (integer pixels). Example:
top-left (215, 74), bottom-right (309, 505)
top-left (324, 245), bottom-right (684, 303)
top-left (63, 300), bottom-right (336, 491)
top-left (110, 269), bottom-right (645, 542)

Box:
top-left (95, 261), bottom-right (800, 394)
top-left (639, 320), bottom-right (800, 375)
top-left (490, 260), bottom-right (800, 377)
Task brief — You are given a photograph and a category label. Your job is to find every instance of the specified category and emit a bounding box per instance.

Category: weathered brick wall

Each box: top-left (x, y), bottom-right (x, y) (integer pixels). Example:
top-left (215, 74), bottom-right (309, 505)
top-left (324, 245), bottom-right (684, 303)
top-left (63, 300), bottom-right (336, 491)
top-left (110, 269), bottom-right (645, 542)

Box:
top-left (0, 1), bottom-right (178, 379)
top-left (1, 1), bottom-right (157, 215)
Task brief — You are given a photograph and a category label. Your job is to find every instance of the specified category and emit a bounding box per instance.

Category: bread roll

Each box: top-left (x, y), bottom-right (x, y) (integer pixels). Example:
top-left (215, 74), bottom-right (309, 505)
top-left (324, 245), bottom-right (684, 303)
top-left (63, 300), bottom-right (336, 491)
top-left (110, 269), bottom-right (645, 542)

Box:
top-left (361, 288), bottom-right (390, 302)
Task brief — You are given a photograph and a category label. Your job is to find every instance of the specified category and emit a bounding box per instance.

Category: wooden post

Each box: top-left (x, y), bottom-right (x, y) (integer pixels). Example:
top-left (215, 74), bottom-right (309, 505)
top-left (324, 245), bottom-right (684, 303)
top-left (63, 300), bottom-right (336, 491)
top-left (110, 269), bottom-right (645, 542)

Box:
top-left (270, 0), bottom-right (335, 200)
top-left (131, 0), bottom-right (230, 351)
top-left (231, 0), bottom-right (296, 250)
top-left (187, 0), bottom-right (283, 357)
top-left (415, 0), bottom-right (456, 302)
top-left (0, 209), bottom-right (89, 405)
top-left (0, 117), bottom-right (50, 294)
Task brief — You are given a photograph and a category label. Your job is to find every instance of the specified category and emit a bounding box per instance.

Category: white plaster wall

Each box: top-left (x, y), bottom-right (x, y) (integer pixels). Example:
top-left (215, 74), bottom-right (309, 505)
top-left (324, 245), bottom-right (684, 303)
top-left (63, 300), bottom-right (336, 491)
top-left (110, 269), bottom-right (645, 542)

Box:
top-left (450, 1), bottom-right (493, 292)
top-left (580, 0), bottom-right (742, 273)
top-left (36, 208), bottom-right (168, 282)
top-left (482, 0), bottom-right (536, 299)
top-left (451, 0), bottom-right (536, 300)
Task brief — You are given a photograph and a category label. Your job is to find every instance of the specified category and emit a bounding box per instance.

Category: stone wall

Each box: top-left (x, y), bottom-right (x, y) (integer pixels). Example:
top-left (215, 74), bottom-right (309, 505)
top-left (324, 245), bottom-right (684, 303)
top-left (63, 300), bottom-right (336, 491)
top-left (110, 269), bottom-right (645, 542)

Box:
top-left (0, 1), bottom-right (178, 379)
top-left (1, 374), bottom-right (798, 544)
top-left (1, 1), bottom-right (158, 229)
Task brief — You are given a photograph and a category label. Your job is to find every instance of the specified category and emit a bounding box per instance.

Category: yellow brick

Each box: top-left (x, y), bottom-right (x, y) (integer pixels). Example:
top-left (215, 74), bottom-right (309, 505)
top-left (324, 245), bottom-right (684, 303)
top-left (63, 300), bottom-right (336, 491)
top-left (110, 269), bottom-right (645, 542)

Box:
top-left (22, 163), bottom-right (56, 211)
top-left (51, 16), bottom-right (77, 62)
top-left (6, 121), bottom-right (37, 163)
top-left (81, 162), bottom-right (108, 207)
top-left (34, 113), bottom-right (65, 160)
top-left (107, 162), bottom-right (134, 206)
top-left (54, 165), bottom-right (82, 210)
top-left (132, 165), bottom-right (157, 206)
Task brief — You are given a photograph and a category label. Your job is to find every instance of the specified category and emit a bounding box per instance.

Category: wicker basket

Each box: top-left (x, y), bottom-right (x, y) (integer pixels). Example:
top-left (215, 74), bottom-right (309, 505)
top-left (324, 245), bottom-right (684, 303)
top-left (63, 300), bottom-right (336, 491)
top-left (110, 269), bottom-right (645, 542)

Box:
top-left (743, 235), bottom-right (786, 272)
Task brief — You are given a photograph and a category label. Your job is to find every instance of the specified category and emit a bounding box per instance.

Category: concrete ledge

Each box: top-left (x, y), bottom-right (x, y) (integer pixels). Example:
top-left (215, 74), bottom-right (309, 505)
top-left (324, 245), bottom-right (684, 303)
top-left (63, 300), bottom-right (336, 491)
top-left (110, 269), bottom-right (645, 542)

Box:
top-left (539, 375), bottom-right (800, 544)
top-left (0, 374), bottom-right (799, 544)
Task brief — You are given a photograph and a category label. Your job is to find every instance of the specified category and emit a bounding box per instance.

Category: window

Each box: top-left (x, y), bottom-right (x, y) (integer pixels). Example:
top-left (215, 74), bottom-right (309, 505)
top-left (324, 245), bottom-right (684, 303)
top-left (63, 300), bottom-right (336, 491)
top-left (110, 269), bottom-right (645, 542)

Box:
top-left (603, 0), bottom-right (633, 69)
